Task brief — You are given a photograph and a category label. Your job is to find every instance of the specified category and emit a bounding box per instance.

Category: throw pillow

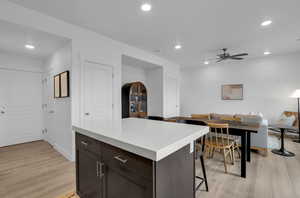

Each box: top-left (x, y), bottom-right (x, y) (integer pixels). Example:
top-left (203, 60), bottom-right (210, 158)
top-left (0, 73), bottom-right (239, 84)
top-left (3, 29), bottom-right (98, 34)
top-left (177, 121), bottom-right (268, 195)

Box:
top-left (277, 114), bottom-right (296, 126)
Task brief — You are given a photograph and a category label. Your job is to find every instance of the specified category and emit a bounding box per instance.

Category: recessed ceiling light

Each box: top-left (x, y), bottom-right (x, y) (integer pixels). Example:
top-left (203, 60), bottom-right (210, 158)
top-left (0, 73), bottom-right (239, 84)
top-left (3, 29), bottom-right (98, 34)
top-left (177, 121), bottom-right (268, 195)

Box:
top-left (141, 3), bottom-right (152, 12)
top-left (204, 61), bottom-right (210, 65)
top-left (264, 51), bottom-right (271, 55)
top-left (174, 44), bottom-right (182, 50)
top-left (25, 44), bottom-right (35, 50)
top-left (261, 20), bottom-right (272, 27)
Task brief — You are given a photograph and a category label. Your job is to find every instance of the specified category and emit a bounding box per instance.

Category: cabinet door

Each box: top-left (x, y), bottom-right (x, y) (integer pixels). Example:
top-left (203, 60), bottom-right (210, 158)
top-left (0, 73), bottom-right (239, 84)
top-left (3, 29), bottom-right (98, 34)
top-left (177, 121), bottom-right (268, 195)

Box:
top-left (102, 164), bottom-right (153, 198)
top-left (76, 149), bottom-right (102, 198)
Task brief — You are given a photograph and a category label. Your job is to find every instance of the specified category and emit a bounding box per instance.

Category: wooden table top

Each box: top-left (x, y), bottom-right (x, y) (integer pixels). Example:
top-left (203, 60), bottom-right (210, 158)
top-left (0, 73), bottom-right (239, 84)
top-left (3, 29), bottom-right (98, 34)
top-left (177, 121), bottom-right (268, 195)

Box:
top-left (167, 116), bottom-right (260, 133)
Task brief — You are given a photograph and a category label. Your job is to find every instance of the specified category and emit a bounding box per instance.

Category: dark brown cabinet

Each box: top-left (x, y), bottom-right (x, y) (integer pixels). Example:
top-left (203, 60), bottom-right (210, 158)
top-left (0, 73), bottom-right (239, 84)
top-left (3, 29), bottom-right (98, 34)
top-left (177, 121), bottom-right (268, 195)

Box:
top-left (76, 134), bottom-right (103, 198)
top-left (76, 149), bottom-right (102, 198)
top-left (101, 142), bottom-right (153, 198)
top-left (102, 162), bottom-right (153, 198)
top-left (76, 133), bottom-right (195, 198)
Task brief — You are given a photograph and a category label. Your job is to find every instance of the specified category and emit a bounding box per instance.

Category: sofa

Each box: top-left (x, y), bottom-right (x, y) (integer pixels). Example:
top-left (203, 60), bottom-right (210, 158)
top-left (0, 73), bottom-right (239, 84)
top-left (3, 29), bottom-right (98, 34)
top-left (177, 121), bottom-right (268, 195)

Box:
top-left (208, 113), bottom-right (269, 156)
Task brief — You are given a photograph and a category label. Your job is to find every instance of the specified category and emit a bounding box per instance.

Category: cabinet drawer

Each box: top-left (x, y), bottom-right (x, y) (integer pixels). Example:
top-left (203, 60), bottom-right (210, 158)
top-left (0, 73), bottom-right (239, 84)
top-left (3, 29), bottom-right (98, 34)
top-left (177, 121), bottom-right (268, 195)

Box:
top-left (102, 143), bottom-right (153, 180)
top-left (76, 133), bottom-right (100, 155)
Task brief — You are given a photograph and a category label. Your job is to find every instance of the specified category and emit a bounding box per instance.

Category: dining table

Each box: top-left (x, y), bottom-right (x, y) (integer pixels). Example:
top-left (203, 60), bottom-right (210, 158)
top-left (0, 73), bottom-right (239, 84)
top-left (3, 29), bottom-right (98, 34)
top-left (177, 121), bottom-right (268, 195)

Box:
top-left (166, 116), bottom-right (260, 178)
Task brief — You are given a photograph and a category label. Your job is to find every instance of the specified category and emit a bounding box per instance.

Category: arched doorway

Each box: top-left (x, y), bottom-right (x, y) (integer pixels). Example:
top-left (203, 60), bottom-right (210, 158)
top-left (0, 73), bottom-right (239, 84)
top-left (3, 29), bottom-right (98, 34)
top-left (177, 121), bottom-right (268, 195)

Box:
top-left (122, 82), bottom-right (147, 118)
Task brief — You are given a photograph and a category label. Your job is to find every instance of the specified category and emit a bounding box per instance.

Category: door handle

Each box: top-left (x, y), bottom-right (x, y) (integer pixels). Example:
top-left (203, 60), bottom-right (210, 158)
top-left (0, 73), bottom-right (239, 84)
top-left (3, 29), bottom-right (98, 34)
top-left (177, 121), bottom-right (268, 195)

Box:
top-left (85, 112), bottom-right (90, 116)
top-left (114, 155), bottom-right (128, 164)
top-left (0, 111), bottom-right (5, 114)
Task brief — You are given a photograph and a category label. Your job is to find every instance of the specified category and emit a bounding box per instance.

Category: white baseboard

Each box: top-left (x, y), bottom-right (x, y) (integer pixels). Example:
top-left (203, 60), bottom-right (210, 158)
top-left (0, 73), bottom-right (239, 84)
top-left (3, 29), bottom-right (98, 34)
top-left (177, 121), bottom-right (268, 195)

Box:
top-left (43, 135), bottom-right (74, 162)
top-left (53, 143), bottom-right (74, 161)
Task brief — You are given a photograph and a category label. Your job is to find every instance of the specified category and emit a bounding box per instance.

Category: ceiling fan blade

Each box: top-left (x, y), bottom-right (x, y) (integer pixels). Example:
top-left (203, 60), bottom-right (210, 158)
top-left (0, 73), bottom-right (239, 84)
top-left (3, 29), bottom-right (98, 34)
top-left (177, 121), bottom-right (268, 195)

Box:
top-left (231, 53), bottom-right (248, 57)
top-left (216, 59), bottom-right (224, 62)
top-left (230, 57), bottom-right (244, 60)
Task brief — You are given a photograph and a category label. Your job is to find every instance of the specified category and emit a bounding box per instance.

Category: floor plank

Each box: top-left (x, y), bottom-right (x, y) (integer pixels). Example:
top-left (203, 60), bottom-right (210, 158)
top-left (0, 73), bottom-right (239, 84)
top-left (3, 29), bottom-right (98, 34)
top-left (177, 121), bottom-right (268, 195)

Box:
top-left (197, 137), bottom-right (300, 198)
top-left (0, 141), bottom-right (75, 198)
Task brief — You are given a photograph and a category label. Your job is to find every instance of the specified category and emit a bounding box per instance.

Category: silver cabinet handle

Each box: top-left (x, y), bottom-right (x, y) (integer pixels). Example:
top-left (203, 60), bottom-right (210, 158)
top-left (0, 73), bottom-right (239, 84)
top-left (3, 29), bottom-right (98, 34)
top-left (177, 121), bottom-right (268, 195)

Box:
top-left (97, 161), bottom-right (105, 178)
top-left (49, 110), bottom-right (55, 114)
top-left (81, 141), bottom-right (88, 147)
top-left (114, 155), bottom-right (128, 164)
top-left (85, 112), bottom-right (90, 116)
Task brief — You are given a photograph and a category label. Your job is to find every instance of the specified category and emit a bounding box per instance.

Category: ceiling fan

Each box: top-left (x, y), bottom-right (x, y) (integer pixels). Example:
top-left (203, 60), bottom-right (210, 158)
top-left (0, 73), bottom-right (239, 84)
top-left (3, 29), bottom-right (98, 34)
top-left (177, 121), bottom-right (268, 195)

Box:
top-left (216, 48), bottom-right (248, 62)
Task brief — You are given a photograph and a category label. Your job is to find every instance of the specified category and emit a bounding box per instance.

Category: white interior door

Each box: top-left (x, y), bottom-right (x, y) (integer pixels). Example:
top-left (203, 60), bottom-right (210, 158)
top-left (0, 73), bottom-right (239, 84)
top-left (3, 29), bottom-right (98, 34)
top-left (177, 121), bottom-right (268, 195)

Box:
top-left (42, 73), bottom-right (55, 144)
top-left (165, 75), bottom-right (179, 117)
top-left (82, 61), bottom-right (113, 132)
top-left (0, 69), bottom-right (43, 147)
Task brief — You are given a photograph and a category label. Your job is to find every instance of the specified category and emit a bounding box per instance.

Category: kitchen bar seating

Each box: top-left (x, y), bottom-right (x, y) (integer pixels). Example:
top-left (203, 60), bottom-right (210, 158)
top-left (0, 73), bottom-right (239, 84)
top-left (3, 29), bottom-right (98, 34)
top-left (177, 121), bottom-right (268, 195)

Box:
top-left (177, 119), bottom-right (209, 192)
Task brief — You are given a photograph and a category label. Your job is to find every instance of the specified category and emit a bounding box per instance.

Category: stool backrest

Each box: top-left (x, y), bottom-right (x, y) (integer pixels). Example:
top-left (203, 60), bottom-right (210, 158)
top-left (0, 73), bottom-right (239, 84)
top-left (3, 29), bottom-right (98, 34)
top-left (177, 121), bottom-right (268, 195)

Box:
top-left (185, 119), bottom-right (207, 126)
top-left (148, 116), bottom-right (164, 121)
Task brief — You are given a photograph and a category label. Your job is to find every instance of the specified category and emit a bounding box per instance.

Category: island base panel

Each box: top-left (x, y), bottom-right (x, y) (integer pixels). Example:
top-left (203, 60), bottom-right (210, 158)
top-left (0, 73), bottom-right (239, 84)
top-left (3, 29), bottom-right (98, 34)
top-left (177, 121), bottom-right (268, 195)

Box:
top-left (155, 144), bottom-right (195, 198)
top-left (75, 133), bottom-right (195, 198)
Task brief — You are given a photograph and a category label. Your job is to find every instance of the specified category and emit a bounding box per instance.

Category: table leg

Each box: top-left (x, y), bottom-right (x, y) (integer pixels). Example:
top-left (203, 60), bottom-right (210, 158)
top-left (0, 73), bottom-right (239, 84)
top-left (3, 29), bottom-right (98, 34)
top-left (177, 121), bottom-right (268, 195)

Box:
top-left (272, 128), bottom-right (295, 157)
top-left (241, 133), bottom-right (246, 178)
top-left (280, 128), bottom-right (284, 151)
top-left (247, 132), bottom-right (251, 162)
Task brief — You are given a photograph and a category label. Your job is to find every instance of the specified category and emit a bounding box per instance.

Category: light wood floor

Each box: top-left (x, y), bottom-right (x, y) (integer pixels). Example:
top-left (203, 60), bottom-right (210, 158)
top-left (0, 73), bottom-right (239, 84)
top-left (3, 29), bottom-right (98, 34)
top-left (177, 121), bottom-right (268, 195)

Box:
top-left (0, 141), bottom-right (75, 198)
top-left (1, 138), bottom-right (300, 198)
top-left (196, 137), bottom-right (300, 198)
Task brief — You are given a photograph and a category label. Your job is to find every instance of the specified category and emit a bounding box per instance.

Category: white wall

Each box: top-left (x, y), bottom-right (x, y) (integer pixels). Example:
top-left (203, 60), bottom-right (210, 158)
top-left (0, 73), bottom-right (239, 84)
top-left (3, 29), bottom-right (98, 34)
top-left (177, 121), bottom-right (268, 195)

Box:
top-left (0, 1), bottom-right (180, 160)
top-left (0, 50), bottom-right (44, 72)
top-left (122, 65), bottom-right (147, 86)
top-left (180, 52), bottom-right (300, 123)
top-left (147, 68), bottom-right (163, 116)
top-left (43, 43), bottom-right (72, 160)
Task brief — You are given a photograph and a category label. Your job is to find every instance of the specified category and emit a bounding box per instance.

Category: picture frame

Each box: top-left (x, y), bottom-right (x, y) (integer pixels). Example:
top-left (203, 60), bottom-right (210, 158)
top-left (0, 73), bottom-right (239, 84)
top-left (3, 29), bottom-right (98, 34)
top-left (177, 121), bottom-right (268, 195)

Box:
top-left (222, 84), bottom-right (243, 100)
top-left (53, 70), bottom-right (70, 98)
top-left (54, 74), bottom-right (61, 98)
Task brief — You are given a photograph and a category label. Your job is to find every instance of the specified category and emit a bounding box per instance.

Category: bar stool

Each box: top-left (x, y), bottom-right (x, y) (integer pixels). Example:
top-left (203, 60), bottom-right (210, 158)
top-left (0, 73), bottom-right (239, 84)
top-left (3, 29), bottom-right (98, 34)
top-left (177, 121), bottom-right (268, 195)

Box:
top-left (147, 116), bottom-right (165, 121)
top-left (177, 119), bottom-right (209, 192)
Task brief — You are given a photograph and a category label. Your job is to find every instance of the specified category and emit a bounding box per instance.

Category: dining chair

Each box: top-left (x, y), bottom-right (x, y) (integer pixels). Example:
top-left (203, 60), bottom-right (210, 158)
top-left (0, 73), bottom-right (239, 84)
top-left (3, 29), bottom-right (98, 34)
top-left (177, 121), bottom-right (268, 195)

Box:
top-left (206, 123), bottom-right (235, 173)
top-left (191, 114), bottom-right (211, 120)
top-left (177, 119), bottom-right (209, 192)
top-left (218, 117), bottom-right (241, 160)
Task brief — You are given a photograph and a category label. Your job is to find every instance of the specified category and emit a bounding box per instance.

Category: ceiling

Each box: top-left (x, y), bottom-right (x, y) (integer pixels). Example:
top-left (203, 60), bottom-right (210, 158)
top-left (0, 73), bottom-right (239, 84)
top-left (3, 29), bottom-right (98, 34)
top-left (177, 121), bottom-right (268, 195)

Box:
top-left (8, 0), bottom-right (300, 66)
top-left (0, 19), bottom-right (70, 60)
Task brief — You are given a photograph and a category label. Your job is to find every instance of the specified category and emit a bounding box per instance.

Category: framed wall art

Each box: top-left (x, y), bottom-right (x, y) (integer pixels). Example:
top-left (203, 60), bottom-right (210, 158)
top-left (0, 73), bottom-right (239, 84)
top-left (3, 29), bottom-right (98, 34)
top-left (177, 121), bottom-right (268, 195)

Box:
top-left (222, 84), bottom-right (243, 100)
top-left (54, 70), bottom-right (70, 98)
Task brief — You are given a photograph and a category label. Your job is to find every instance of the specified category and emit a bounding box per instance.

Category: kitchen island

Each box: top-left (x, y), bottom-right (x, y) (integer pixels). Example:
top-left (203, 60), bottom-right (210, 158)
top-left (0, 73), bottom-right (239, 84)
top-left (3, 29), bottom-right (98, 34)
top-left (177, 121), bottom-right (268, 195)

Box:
top-left (73, 118), bottom-right (209, 198)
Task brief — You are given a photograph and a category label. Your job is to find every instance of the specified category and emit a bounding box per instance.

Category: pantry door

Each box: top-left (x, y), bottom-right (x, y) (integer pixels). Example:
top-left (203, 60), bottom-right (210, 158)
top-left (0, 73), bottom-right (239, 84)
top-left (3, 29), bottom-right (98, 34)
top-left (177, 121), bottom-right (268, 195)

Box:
top-left (82, 61), bottom-right (113, 132)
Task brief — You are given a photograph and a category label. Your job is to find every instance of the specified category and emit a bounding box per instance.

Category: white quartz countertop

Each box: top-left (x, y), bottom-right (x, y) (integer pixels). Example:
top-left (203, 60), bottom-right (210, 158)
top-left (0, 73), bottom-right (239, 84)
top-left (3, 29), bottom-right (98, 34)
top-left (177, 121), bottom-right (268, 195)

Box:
top-left (73, 118), bottom-right (209, 161)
